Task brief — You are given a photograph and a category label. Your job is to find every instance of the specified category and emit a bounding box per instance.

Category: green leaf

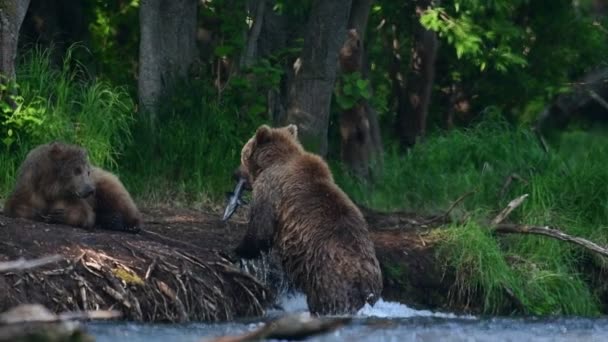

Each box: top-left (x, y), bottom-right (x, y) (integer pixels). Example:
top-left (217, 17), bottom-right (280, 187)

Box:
top-left (248, 103), bottom-right (266, 116)
top-left (356, 79), bottom-right (368, 90)
top-left (361, 88), bottom-right (372, 100)
top-left (214, 45), bottom-right (235, 57)
top-left (343, 84), bottom-right (354, 95)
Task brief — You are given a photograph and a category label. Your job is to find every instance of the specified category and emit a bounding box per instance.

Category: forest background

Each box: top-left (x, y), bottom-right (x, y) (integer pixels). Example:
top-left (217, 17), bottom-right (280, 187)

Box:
top-left (2, 0), bottom-right (608, 316)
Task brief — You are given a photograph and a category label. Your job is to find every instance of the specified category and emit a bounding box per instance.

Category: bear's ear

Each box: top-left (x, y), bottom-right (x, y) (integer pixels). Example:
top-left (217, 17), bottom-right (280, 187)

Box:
top-left (49, 142), bottom-right (64, 160)
top-left (286, 124), bottom-right (298, 138)
top-left (255, 125), bottom-right (272, 144)
top-left (79, 148), bottom-right (88, 159)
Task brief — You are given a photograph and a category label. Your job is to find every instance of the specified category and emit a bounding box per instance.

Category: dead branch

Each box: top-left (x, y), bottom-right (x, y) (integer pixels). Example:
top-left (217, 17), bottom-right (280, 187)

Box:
top-left (0, 255), bottom-right (63, 273)
top-left (499, 173), bottom-right (529, 198)
top-left (587, 89), bottom-right (608, 112)
top-left (423, 190), bottom-right (476, 225)
top-left (491, 194), bottom-right (529, 225)
top-left (495, 223), bottom-right (608, 258)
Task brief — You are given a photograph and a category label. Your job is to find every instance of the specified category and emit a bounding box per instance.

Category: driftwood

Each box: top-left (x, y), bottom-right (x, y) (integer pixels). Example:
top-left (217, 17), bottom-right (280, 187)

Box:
top-left (0, 255), bottom-right (63, 272)
top-left (205, 313), bottom-right (351, 342)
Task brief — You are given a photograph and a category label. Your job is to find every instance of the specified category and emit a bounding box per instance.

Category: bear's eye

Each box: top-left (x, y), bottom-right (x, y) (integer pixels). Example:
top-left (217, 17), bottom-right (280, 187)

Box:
top-left (74, 167), bottom-right (82, 175)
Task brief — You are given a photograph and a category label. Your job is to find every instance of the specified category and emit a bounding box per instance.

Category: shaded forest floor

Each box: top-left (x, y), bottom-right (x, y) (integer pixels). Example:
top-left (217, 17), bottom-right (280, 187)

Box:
top-left (0, 205), bottom-right (452, 322)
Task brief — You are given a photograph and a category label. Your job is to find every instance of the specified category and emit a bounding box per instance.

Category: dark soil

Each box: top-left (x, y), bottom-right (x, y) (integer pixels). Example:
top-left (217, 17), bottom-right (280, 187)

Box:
top-left (0, 205), bottom-right (452, 322)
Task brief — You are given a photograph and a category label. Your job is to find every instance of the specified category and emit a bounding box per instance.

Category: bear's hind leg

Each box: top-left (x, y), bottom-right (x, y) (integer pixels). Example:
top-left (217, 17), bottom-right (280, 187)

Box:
top-left (4, 192), bottom-right (46, 221)
top-left (91, 167), bottom-right (141, 232)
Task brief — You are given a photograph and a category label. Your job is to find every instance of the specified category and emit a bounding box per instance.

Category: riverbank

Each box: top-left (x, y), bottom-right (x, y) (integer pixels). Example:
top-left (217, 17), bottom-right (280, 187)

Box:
top-left (0, 205), bottom-right (451, 322)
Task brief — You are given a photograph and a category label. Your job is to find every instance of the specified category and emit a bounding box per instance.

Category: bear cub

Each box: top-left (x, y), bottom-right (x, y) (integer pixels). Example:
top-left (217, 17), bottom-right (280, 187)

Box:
top-left (4, 141), bottom-right (141, 232)
top-left (233, 124), bottom-right (383, 315)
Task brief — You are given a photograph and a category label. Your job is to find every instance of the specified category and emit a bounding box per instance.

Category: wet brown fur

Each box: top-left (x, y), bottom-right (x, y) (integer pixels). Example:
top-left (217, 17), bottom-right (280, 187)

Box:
top-left (4, 142), bottom-right (141, 232)
top-left (234, 125), bottom-right (383, 315)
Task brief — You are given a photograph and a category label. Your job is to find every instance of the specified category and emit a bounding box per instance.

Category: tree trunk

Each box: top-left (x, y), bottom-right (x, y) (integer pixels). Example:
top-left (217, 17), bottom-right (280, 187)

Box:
top-left (0, 0), bottom-right (30, 81)
top-left (395, 0), bottom-right (439, 149)
top-left (240, 0), bottom-right (266, 69)
top-left (284, 0), bottom-right (353, 155)
top-left (337, 29), bottom-right (371, 179)
top-left (138, 0), bottom-right (197, 127)
top-left (343, 0), bottom-right (384, 176)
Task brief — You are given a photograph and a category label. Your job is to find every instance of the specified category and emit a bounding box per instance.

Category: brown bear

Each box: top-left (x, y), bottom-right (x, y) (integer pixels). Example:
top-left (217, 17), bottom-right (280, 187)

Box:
top-left (3, 141), bottom-right (141, 232)
top-left (233, 124), bottom-right (383, 315)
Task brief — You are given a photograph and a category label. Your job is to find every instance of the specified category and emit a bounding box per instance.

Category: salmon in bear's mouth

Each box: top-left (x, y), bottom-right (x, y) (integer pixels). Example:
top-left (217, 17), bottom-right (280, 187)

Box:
top-left (222, 176), bottom-right (248, 222)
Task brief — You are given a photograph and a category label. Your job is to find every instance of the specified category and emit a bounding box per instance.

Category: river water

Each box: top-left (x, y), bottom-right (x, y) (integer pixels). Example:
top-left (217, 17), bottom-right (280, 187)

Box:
top-left (87, 293), bottom-right (608, 342)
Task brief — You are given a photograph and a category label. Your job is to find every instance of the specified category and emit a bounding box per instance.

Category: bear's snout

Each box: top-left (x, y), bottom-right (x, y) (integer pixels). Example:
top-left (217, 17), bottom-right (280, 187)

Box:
top-left (78, 184), bottom-right (96, 198)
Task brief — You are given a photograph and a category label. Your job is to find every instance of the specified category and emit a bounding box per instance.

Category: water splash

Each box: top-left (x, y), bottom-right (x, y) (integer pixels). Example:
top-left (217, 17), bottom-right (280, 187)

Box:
top-left (236, 252), bottom-right (292, 297)
top-left (357, 298), bottom-right (475, 319)
top-left (270, 292), bottom-right (475, 319)
top-left (237, 254), bottom-right (474, 320)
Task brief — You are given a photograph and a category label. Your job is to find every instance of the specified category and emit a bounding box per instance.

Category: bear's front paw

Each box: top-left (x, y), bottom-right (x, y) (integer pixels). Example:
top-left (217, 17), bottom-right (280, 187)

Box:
top-left (42, 209), bottom-right (65, 224)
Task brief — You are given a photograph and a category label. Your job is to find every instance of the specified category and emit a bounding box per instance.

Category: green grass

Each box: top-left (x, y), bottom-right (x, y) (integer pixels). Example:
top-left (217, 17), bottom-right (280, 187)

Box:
top-left (119, 79), bottom-right (267, 204)
top-left (334, 116), bottom-right (608, 316)
top-left (0, 45), bottom-right (133, 195)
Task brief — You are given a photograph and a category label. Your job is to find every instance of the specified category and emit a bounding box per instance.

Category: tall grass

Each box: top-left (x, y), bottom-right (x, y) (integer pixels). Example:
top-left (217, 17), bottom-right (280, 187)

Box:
top-left (335, 115), bottom-right (608, 315)
top-left (0, 46), bottom-right (134, 195)
top-left (120, 80), bottom-right (267, 204)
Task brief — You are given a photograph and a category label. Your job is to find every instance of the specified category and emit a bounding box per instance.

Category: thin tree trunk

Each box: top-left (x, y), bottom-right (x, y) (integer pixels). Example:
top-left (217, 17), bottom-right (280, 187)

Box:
top-left (284, 0), bottom-right (353, 155)
top-left (396, 0), bottom-right (439, 149)
top-left (342, 0), bottom-right (384, 178)
top-left (338, 29), bottom-right (372, 179)
top-left (240, 0), bottom-right (266, 69)
top-left (0, 0), bottom-right (30, 81)
top-left (138, 0), bottom-right (197, 128)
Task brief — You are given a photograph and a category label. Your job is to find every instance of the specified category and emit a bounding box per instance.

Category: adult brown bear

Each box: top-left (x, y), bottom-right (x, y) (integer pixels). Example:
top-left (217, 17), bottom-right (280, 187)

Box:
top-left (232, 124), bottom-right (382, 315)
top-left (4, 141), bottom-right (141, 232)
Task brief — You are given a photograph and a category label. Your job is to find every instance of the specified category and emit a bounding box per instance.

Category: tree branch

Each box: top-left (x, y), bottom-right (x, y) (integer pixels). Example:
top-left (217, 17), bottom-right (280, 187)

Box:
top-left (494, 224), bottom-right (608, 259)
top-left (0, 255), bottom-right (63, 273)
top-left (491, 194), bottom-right (528, 225)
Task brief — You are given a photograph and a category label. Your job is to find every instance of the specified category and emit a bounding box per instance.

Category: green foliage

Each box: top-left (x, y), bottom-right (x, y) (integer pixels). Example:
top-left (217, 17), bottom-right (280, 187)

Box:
top-left (335, 115), bottom-right (608, 315)
top-left (0, 80), bottom-right (45, 149)
top-left (203, 0), bottom-right (248, 59)
top-left (87, 0), bottom-right (139, 88)
top-left (335, 72), bottom-right (372, 110)
top-left (229, 58), bottom-right (284, 116)
top-left (121, 78), bottom-right (267, 204)
top-left (424, 0), bottom-right (608, 124)
top-left (421, 3), bottom-right (528, 72)
top-left (0, 46), bottom-right (134, 196)
top-left (436, 221), bottom-right (598, 315)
